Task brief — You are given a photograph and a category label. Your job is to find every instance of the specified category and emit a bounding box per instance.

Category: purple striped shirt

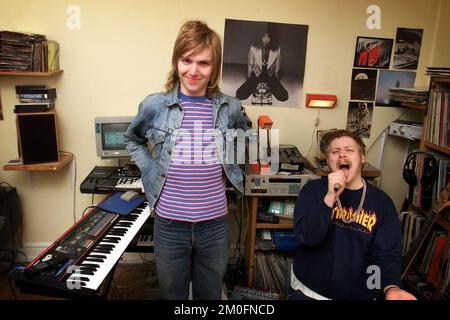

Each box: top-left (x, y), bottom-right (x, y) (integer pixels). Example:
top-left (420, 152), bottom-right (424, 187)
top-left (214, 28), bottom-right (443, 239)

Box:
top-left (155, 93), bottom-right (227, 222)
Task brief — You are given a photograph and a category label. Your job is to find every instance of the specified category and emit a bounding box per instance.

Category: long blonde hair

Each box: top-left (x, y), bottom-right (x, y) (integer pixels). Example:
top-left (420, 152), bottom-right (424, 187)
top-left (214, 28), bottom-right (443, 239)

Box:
top-left (165, 20), bottom-right (222, 97)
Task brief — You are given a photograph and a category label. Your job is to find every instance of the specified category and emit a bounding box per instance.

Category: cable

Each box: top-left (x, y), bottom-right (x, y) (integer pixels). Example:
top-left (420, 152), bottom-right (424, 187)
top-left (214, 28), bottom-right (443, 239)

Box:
top-left (82, 205), bottom-right (97, 217)
top-left (111, 279), bottom-right (125, 300)
top-left (60, 151), bottom-right (77, 224)
top-left (365, 109), bottom-right (410, 155)
top-left (139, 252), bottom-right (153, 263)
top-left (8, 272), bottom-right (19, 300)
top-left (90, 167), bottom-right (118, 205)
top-left (305, 109), bottom-right (321, 158)
top-left (230, 195), bottom-right (243, 267)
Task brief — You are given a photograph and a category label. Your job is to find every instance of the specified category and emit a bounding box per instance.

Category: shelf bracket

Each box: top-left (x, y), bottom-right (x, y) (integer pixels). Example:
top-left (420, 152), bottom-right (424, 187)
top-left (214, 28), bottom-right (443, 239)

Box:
top-left (376, 128), bottom-right (388, 170)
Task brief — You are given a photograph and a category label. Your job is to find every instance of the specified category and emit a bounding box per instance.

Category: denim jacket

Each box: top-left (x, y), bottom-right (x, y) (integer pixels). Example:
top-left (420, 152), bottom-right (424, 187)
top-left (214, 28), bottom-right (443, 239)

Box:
top-left (124, 86), bottom-right (248, 210)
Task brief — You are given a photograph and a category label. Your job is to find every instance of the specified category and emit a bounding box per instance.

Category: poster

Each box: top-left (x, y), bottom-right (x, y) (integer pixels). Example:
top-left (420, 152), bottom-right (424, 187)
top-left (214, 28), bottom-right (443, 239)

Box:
top-left (393, 27), bottom-right (423, 70)
top-left (350, 68), bottom-right (378, 101)
top-left (346, 102), bottom-right (374, 138)
top-left (375, 70), bottom-right (416, 106)
top-left (222, 19), bottom-right (308, 107)
top-left (353, 36), bottom-right (393, 69)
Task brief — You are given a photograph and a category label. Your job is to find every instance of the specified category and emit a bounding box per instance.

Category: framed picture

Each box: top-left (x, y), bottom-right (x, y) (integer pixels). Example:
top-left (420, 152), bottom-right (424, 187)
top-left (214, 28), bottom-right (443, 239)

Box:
top-left (350, 68), bottom-right (378, 101)
top-left (393, 27), bottom-right (423, 70)
top-left (375, 70), bottom-right (416, 106)
top-left (346, 101), bottom-right (374, 138)
top-left (353, 36), bottom-right (393, 69)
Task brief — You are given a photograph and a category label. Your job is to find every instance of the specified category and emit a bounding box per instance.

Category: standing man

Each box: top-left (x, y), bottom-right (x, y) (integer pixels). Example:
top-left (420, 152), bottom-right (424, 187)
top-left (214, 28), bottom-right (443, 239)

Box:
top-left (290, 130), bottom-right (416, 300)
top-left (124, 20), bottom-right (247, 300)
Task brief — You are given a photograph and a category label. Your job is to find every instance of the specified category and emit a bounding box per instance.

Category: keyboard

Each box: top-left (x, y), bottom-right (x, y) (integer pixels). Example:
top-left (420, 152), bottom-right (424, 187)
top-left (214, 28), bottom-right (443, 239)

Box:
top-left (114, 178), bottom-right (143, 192)
top-left (66, 201), bottom-right (151, 290)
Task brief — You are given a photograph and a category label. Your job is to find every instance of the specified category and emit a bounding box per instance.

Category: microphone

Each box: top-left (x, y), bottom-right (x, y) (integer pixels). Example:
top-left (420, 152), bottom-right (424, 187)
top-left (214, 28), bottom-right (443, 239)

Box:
top-left (333, 183), bottom-right (341, 192)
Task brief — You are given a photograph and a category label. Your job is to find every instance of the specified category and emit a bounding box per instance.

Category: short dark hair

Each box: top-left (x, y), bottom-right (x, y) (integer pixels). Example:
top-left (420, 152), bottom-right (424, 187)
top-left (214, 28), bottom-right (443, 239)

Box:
top-left (321, 129), bottom-right (366, 155)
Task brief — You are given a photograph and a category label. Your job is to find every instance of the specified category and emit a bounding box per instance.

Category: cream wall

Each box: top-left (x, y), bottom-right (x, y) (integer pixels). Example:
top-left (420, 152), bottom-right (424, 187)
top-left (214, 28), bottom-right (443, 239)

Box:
top-left (431, 0), bottom-right (450, 65)
top-left (0, 0), bottom-right (448, 246)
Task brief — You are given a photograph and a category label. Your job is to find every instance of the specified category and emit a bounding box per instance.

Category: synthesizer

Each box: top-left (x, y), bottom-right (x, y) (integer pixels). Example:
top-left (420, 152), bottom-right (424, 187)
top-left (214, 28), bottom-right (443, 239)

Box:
top-left (13, 196), bottom-right (153, 297)
top-left (80, 165), bottom-right (142, 194)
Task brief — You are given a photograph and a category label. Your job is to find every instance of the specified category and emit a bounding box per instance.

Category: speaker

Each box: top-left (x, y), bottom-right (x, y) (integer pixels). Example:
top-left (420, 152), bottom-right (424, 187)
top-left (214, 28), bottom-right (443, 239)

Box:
top-left (402, 151), bottom-right (437, 187)
top-left (0, 183), bottom-right (22, 251)
top-left (16, 112), bottom-right (59, 165)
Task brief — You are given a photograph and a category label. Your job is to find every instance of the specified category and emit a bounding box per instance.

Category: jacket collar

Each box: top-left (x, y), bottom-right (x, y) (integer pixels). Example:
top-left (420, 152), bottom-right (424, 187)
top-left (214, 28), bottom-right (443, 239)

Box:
top-left (163, 83), bottom-right (228, 108)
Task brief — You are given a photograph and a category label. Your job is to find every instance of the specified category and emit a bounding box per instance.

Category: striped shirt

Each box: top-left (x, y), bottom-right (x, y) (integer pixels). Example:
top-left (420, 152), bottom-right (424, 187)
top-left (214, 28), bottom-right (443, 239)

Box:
top-left (155, 93), bottom-right (227, 222)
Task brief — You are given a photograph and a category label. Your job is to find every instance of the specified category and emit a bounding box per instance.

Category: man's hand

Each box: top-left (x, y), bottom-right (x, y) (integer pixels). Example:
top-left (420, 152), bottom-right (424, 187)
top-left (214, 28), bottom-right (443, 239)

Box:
top-left (385, 287), bottom-right (417, 300)
top-left (324, 170), bottom-right (346, 207)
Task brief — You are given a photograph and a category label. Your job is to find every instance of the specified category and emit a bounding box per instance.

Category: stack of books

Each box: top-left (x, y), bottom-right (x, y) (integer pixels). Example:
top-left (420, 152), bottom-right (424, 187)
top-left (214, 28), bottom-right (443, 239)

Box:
top-left (389, 87), bottom-right (429, 105)
top-left (14, 85), bottom-right (57, 113)
top-left (426, 66), bottom-right (450, 77)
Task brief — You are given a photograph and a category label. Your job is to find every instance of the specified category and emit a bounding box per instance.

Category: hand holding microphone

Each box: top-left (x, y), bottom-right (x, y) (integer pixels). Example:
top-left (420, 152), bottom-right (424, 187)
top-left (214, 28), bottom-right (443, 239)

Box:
top-left (333, 183), bottom-right (341, 192)
top-left (324, 172), bottom-right (345, 207)
top-left (328, 170), bottom-right (346, 195)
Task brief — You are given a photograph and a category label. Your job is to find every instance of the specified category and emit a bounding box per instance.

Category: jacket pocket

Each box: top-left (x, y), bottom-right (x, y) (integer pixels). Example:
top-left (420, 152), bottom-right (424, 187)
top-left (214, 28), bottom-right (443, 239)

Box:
top-left (146, 125), bottom-right (168, 159)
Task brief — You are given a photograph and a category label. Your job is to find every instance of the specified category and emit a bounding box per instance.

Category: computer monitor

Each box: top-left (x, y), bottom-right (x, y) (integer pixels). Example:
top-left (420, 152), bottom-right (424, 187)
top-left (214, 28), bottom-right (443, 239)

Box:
top-left (95, 116), bottom-right (134, 159)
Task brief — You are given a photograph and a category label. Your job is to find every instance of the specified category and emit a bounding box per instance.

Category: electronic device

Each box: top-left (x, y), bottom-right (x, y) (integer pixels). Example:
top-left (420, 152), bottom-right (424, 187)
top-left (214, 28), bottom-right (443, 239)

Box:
top-left (389, 120), bottom-right (423, 140)
top-left (245, 170), bottom-right (320, 196)
top-left (402, 151), bottom-right (437, 209)
top-left (19, 198), bottom-right (152, 294)
top-left (80, 165), bottom-right (141, 194)
top-left (277, 145), bottom-right (306, 173)
top-left (95, 116), bottom-right (134, 159)
top-left (229, 285), bottom-right (279, 300)
top-left (402, 151), bottom-right (437, 187)
top-left (16, 111), bottom-right (59, 164)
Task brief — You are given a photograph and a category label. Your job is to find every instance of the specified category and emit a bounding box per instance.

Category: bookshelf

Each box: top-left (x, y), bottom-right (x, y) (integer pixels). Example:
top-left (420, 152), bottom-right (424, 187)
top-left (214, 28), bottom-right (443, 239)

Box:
top-left (3, 153), bottom-right (73, 171)
top-left (400, 101), bottom-right (427, 111)
top-left (245, 195), bottom-right (296, 291)
top-left (0, 70), bottom-right (63, 77)
top-left (401, 75), bottom-right (450, 300)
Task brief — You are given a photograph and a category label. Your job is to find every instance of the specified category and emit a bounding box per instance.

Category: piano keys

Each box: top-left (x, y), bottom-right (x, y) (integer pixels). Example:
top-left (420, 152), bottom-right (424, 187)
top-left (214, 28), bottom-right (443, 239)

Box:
top-left (66, 201), bottom-right (151, 290)
top-left (12, 196), bottom-right (153, 298)
top-left (114, 177), bottom-right (143, 193)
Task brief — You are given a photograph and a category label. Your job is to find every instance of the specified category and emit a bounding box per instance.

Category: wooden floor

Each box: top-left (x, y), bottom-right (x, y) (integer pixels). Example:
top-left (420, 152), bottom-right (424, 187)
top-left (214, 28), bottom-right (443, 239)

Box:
top-left (0, 262), bottom-right (161, 300)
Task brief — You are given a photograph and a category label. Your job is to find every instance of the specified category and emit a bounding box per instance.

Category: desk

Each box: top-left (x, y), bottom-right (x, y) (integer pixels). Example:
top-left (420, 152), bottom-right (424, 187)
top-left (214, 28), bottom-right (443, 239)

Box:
top-left (306, 157), bottom-right (381, 178)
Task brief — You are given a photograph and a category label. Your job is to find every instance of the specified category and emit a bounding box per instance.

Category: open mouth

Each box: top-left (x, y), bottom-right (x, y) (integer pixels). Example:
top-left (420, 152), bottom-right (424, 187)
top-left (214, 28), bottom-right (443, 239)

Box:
top-left (338, 163), bottom-right (350, 170)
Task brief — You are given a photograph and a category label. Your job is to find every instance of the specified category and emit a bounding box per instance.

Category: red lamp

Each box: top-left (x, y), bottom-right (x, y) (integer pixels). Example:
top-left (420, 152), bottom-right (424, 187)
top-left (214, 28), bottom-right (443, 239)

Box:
top-left (305, 94), bottom-right (337, 108)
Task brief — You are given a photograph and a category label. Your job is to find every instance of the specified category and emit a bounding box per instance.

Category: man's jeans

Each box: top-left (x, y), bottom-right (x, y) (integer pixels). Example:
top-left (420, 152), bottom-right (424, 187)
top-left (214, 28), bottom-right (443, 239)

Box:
top-left (154, 214), bottom-right (229, 300)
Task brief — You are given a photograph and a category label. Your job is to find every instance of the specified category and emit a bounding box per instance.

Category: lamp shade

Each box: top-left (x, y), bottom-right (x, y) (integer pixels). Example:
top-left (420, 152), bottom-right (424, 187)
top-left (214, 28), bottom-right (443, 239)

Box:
top-left (305, 94), bottom-right (337, 108)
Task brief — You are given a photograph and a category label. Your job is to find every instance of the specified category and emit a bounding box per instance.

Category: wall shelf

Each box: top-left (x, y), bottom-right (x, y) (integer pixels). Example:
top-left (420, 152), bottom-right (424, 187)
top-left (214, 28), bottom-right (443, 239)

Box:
top-left (0, 70), bottom-right (63, 77)
top-left (423, 141), bottom-right (450, 156)
top-left (400, 101), bottom-right (427, 111)
top-left (256, 223), bottom-right (293, 229)
top-left (3, 152), bottom-right (73, 171)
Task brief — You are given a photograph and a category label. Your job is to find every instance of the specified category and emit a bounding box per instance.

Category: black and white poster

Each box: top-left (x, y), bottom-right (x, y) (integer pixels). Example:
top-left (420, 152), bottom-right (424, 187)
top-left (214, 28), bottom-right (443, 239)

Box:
top-left (346, 101), bottom-right (374, 139)
top-left (221, 19), bottom-right (308, 107)
top-left (393, 27), bottom-right (423, 70)
top-left (350, 68), bottom-right (378, 101)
